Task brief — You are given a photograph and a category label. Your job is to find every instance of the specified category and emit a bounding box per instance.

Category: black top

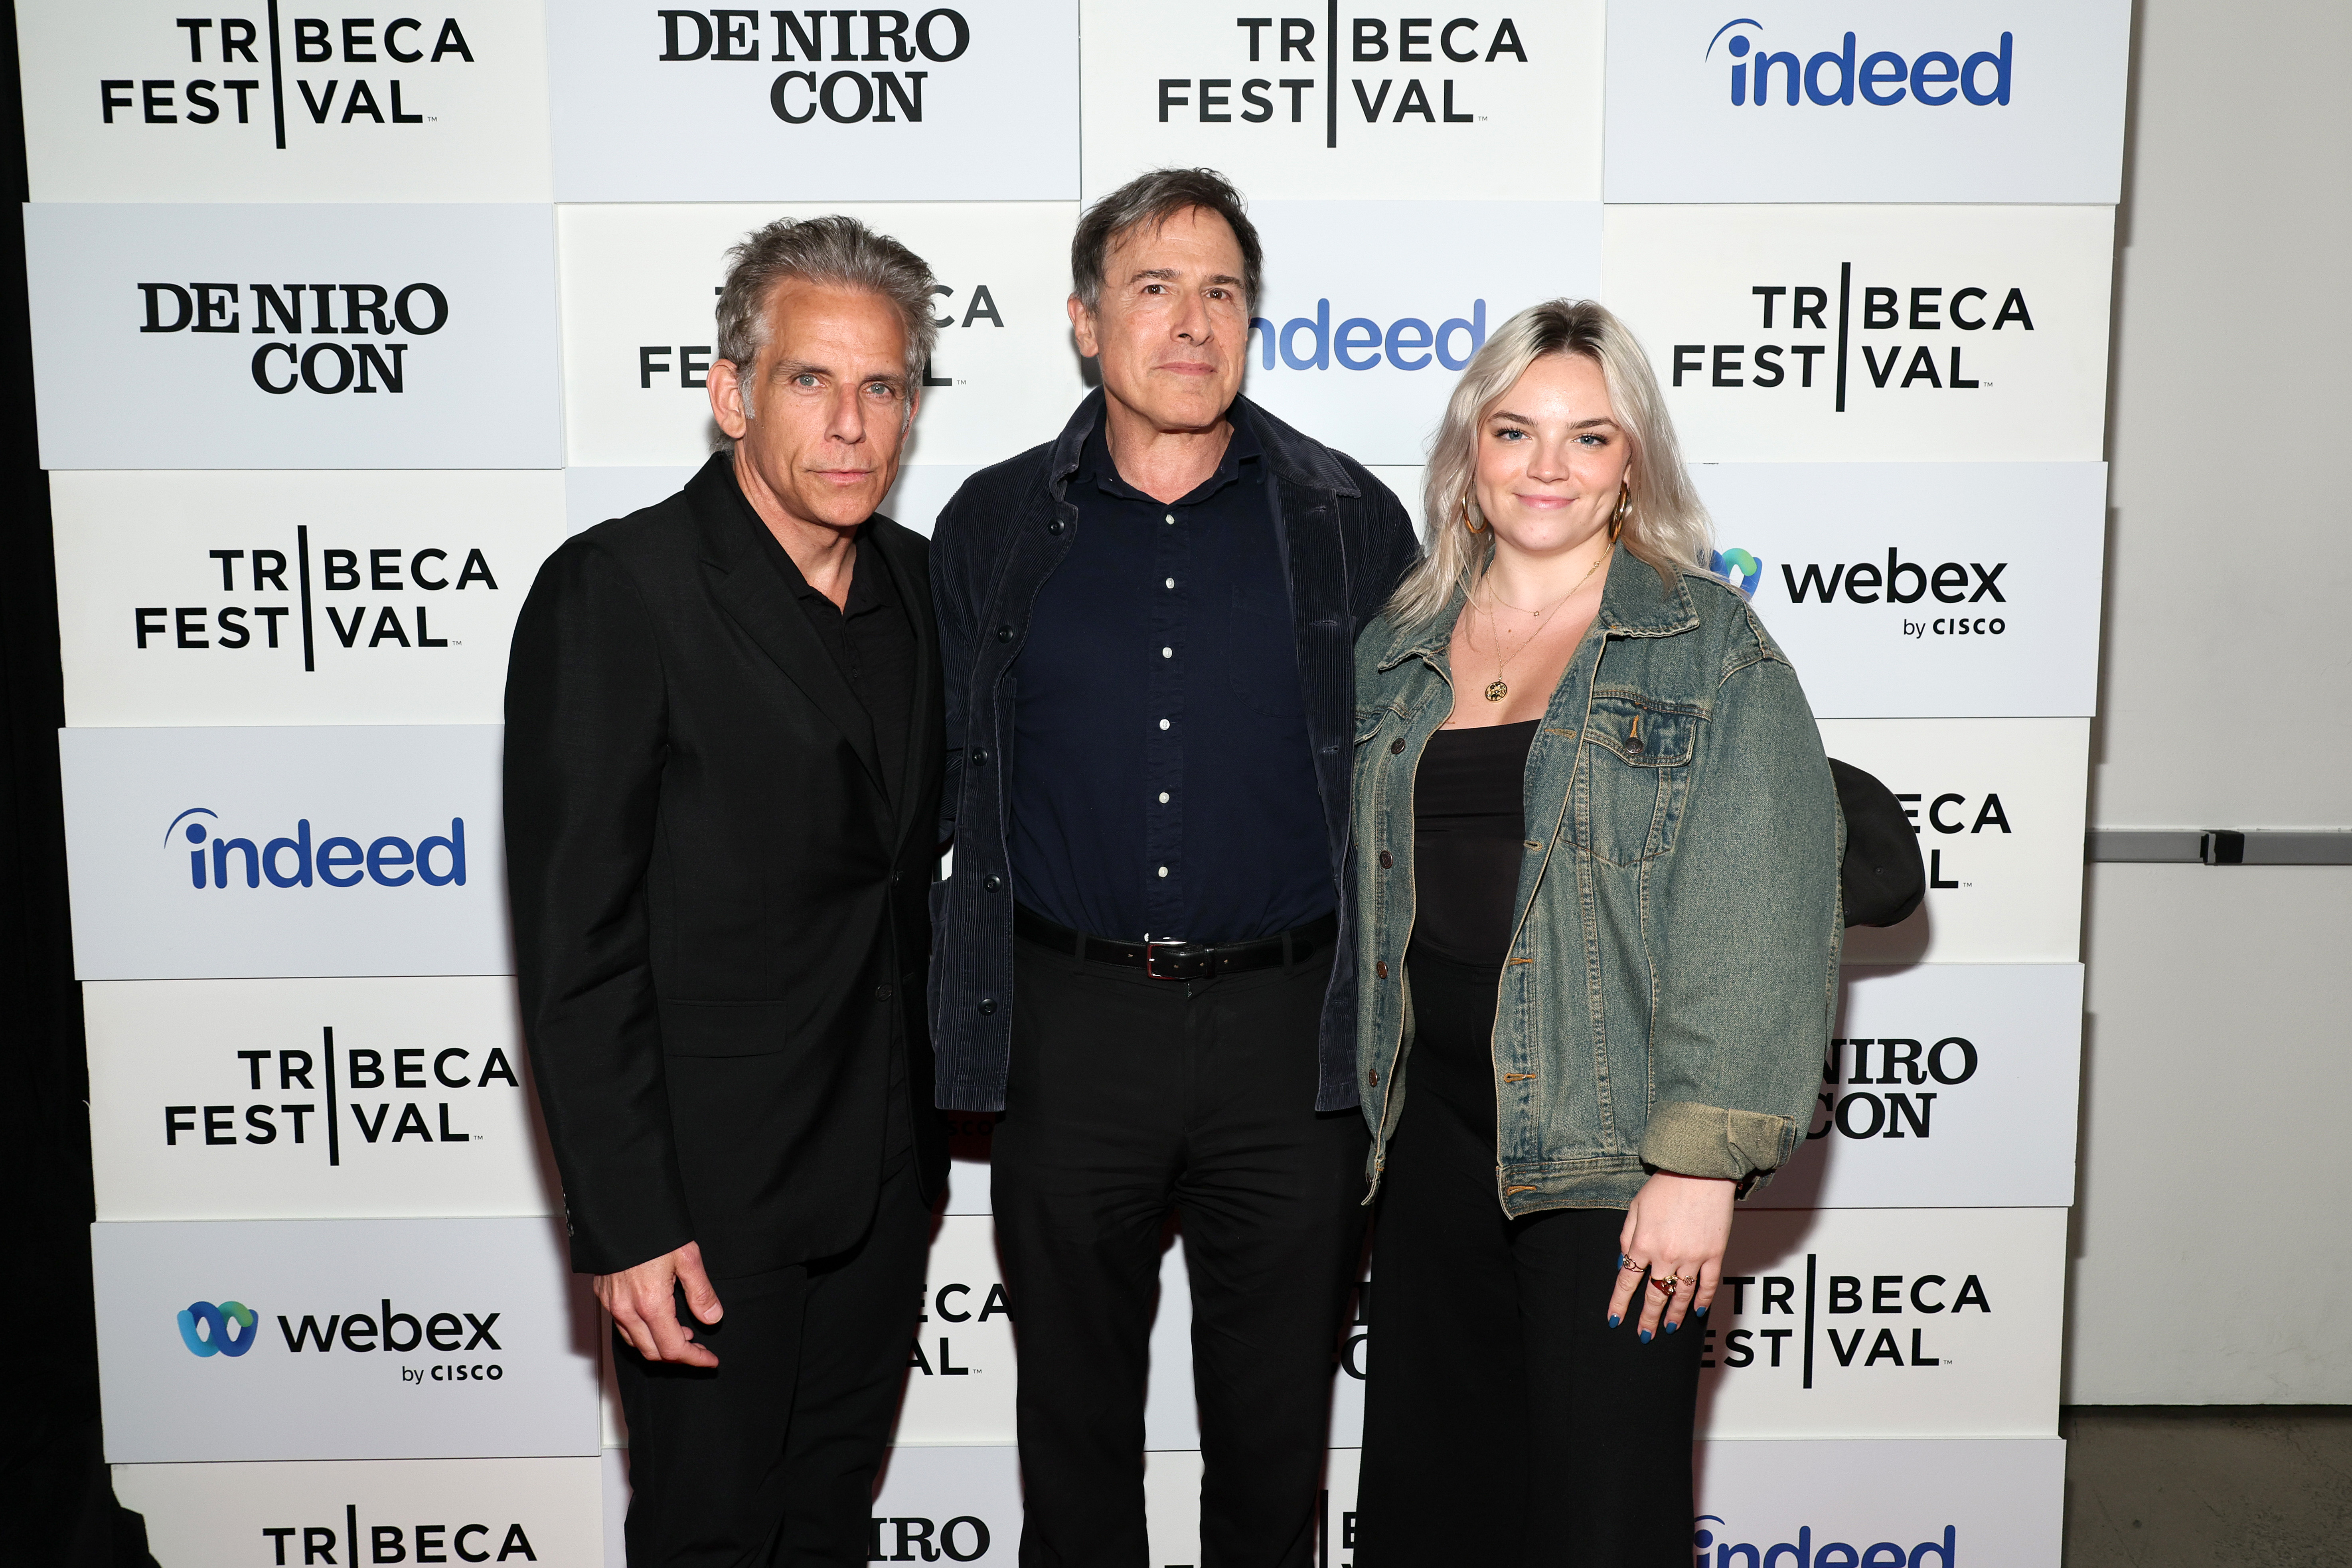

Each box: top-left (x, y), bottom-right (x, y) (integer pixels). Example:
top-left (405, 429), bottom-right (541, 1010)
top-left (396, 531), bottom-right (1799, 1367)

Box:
top-left (1412, 721), bottom-right (1539, 969)
top-left (1006, 414), bottom-right (1331, 943)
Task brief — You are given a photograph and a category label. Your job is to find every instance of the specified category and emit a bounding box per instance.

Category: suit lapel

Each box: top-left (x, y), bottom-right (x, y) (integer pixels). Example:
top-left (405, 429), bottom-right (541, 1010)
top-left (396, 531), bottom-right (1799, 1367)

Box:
top-left (689, 460), bottom-right (890, 804)
top-left (867, 517), bottom-right (940, 859)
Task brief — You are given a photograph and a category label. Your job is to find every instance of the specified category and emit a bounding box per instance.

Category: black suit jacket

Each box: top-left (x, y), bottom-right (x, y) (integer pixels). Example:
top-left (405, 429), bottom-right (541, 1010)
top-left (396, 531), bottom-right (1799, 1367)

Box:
top-left (505, 454), bottom-right (947, 1278)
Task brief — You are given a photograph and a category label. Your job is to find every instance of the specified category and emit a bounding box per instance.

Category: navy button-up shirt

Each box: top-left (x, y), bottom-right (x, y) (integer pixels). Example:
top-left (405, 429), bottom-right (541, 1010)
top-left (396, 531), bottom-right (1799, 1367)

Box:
top-left (1007, 415), bottom-right (1331, 944)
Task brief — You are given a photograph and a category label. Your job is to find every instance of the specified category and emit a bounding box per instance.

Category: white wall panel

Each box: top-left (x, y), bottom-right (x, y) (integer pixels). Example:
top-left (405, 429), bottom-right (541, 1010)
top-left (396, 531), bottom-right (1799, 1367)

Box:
top-left (1081, 1), bottom-right (1604, 203)
top-left (548, 0), bottom-right (1079, 202)
top-left (61, 725), bottom-right (511, 980)
top-left (557, 201), bottom-right (1088, 468)
top-left (54, 470), bottom-right (568, 727)
top-left (87, 977), bottom-right (555, 1222)
top-left (26, 203), bottom-right (563, 469)
top-left (1605, 204), bottom-right (2115, 462)
top-left (1818, 718), bottom-right (2090, 966)
top-left (894, 1217), bottom-right (1019, 1444)
top-left (93, 1216), bottom-right (600, 1462)
top-left (1691, 1437), bottom-right (2066, 1568)
top-left (19, 0), bottom-right (555, 202)
top-left (1605, 0), bottom-right (2130, 204)
top-left (113, 1456), bottom-right (602, 1568)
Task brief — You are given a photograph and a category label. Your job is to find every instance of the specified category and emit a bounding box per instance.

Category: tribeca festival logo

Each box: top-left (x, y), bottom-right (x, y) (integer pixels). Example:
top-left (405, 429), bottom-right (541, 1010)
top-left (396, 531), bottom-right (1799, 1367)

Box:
top-left (1698, 1253), bottom-right (1994, 1382)
top-left (1672, 270), bottom-right (2036, 414)
top-left (132, 527), bottom-right (498, 671)
top-left (652, 8), bottom-right (973, 126)
top-left (261, 1509), bottom-right (543, 1568)
top-left (177, 1298), bottom-right (260, 1357)
top-left (162, 1024), bottom-right (521, 1166)
top-left (99, 13), bottom-right (481, 151)
top-left (1157, 11), bottom-right (1531, 149)
top-left (167, 807), bottom-right (469, 891)
top-left (1694, 1515), bottom-right (1961, 1568)
top-left (1706, 18), bottom-right (2012, 110)
top-left (136, 278), bottom-right (452, 398)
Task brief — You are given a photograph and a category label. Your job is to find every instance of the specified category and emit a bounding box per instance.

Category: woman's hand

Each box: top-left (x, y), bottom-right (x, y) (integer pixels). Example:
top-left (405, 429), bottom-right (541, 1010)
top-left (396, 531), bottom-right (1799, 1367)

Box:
top-left (1607, 1171), bottom-right (1737, 1342)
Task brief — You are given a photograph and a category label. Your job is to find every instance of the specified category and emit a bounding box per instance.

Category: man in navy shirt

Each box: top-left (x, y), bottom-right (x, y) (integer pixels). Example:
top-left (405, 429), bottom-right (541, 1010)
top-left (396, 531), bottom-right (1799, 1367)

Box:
top-left (928, 170), bottom-right (1420, 1565)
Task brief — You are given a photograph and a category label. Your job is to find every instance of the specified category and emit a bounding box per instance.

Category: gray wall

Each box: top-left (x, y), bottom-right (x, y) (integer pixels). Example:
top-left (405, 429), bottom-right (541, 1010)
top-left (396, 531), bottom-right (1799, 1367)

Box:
top-left (2065, 0), bottom-right (2352, 1404)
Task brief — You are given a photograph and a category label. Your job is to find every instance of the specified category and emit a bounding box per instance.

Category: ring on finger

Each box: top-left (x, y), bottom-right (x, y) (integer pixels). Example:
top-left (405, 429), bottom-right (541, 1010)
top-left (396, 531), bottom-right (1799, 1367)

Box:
top-left (1618, 1254), bottom-right (1645, 1272)
top-left (1648, 1273), bottom-right (1679, 1294)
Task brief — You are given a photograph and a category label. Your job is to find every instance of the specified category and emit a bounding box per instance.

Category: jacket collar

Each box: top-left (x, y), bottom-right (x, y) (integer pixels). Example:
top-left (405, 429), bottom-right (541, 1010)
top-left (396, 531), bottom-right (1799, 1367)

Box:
top-left (1373, 544), bottom-right (1703, 670)
top-left (1047, 388), bottom-right (1362, 498)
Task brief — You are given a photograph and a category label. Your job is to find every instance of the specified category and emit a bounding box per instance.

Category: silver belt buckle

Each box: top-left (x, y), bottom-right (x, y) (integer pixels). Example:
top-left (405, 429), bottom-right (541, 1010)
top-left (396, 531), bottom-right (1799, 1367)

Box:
top-left (1143, 937), bottom-right (1195, 980)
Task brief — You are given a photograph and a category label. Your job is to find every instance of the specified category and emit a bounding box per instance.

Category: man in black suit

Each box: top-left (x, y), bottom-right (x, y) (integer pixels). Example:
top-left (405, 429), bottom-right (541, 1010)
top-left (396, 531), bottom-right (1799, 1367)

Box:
top-left (505, 215), bottom-right (948, 1566)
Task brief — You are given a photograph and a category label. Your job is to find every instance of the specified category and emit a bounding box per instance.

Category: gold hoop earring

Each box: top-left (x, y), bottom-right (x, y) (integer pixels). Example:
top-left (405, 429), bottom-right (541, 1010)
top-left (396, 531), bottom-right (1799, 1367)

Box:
top-left (1461, 491), bottom-right (1486, 534)
top-left (1609, 480), bottom-right (1631, 541)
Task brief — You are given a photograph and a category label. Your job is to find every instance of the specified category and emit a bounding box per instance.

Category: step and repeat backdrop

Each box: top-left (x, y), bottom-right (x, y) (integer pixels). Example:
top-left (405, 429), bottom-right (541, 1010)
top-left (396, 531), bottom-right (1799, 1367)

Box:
top-left (23, 0), bottom-right (2127, 1561)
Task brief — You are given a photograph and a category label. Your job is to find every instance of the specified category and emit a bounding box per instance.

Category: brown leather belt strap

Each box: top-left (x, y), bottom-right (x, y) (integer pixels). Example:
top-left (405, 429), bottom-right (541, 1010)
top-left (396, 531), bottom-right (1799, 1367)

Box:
top-left (1013, 904), bottom-right (1339, 981)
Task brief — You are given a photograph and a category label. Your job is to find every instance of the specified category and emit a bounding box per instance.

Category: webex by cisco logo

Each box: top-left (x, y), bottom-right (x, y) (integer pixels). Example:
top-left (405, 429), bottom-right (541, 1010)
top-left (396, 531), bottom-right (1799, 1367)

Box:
top-left (178, 1298), bottom-right (259, 1357)
top-left (1707, 19), bottom-right (2012, 110)
top-left (174, 1293), bottom-right (507, 1368)
top-left (168, 807), bottom-right (468, 891)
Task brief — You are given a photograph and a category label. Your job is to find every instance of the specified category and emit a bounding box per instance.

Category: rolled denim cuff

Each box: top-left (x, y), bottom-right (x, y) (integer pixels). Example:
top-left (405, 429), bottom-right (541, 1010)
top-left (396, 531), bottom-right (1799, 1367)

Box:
top-left (1640, 1100), bottom-right (1797, 1184)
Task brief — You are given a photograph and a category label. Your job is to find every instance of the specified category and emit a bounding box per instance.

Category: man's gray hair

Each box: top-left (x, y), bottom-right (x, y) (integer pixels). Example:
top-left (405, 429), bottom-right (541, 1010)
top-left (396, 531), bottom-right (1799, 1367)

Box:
top-left (714, 215), bottom-right (940, 413)
top-left (1071, 168), bottom-right (1263, 314)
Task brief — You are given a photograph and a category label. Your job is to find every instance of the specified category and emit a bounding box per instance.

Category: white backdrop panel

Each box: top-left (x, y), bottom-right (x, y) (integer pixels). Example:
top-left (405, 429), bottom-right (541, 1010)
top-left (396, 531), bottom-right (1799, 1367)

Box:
top-left (565, 463), bottom-right (980, 542)
top-left (1080, 0), bottom-right (1604, 202)
top-left (53, 470), bottom-right (569, 727)
top-left (1755, 964), bottom-right (2084, 1210)
top-left (26, 203), bottom-right (563, 470)
top-left (1604, 0), bottom-right (2130, 204)
top-left (1604, 204), bottom-right (2115, 462)
top-left (87, 977), bottom-right (555, 1222)
top-left (894, 1216), bottom-right (1019, 1444)
top-left (557, 201), bottom-right (1089, 467)
top-left (1697, 462), bottom-right (2107, 718)
top-left (61, 725), bottom-right (512, 980)
top-left (1239, 201), bottom-right (1603, 465)
top-left (18, 0), bottom-right (555, 202)
top-left (869, 1444), bottom-right (1021, 1566)
top-left (1692, 1437), bottom-right (2065, 1568)
top-left (1817, 717), bottom-right (2090, 966)
top-left (1692, 1207), bottom-right (2066, 1440)
top-left (113, 1456), bottom-right (602, 1568)
top-left (547, 0), bottom-right (1079, 202)
top-left (93, 1216), bottom-right (599, 1462)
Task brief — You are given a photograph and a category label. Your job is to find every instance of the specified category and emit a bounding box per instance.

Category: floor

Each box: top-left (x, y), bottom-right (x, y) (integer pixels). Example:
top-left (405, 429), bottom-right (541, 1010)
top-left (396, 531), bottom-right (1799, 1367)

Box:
top-left (2062, 1407), bottom-right (2352, 1566)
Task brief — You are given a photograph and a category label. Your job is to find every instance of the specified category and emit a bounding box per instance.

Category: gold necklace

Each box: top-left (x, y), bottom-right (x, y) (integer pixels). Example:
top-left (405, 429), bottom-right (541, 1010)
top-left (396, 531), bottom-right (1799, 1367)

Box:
top-left (1479, 545), bottom-right (1610, 702)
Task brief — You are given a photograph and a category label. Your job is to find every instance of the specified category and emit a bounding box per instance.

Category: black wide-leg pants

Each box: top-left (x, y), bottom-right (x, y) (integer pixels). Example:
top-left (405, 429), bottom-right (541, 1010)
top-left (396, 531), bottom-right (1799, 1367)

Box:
top-left (613, 1155), bottom-right (931, 1568)
top-left (1355, 946), bottom-right (1704, 1568)
top-left (993, 932), bottom-right (1371, 1568)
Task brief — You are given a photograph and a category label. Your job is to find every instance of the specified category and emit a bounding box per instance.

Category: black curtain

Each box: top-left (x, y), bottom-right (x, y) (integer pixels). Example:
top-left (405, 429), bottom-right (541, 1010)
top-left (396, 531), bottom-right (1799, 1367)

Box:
top-left (0, 11), bottom-right (157, 1563)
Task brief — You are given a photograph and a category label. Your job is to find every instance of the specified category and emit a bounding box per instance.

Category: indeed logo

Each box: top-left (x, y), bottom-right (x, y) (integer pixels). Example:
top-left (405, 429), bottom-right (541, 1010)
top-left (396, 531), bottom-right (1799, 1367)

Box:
top-left (178, 1298), bottom-right (258, 1357)
top-left (168, 808), bottom-right (468, 891)
top-left (1248, 298), bottom-right (1486, 372)
top-left (1694, 1516), bottom-right (1959, 1568)
top-left (1708, 19), bottom-right (2012, 109)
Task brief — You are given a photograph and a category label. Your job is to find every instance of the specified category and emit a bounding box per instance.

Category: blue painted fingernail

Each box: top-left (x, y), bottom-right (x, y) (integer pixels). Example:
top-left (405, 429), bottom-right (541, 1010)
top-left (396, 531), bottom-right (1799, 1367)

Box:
top-left (1665, 1319), bottom-right (1679, 1334)
top-left (1696, 1304), bottom-right (1709, 1318)
top-left (1608, 1313), bottom-right (1621, 1329)
top-left (1639, 1328), bottom-right (1653, 1343)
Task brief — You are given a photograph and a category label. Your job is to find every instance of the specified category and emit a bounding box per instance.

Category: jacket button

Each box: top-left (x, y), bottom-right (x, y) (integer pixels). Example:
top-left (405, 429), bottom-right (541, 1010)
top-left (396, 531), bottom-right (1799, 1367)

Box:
top-left (971, 748), bottom-right (989, 766)
top-left (983, 873), bottom-right (1003, 892)
top-left (875, 984), bottom-right (893, 1000)
top-left (996, 626), bottom-right (1013, 642)
top-left (978, 997), bottom-right (997, 1016)
top-left (1375, 961), bottom-right (1389, 979)
top-left (1369, 1069), bottom-right (1379, 1086)
top-left (1046, 519), bottom-right (1066, 535)
top-left (1378, 850), bottom-right (1394, 869)
top-left (1389, 738), bottom-right (1405, 754)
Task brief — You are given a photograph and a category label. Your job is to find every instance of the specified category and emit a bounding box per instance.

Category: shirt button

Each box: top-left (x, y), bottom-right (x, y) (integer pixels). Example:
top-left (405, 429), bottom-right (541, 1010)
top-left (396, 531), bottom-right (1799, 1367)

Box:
top-left (1165, 577), bottom-right (1175, 589)
top-left (1378, 850), bottom-right (1394, 869)
top-left (1161, 646), bottom-right (1173, 658)
top-left (1375, 961), bottom-right (1389, 979)
top-left (1157, 866), bottom-right (1169, 878)
top-left (1165, 513), bottom-right (1176, 525)
top-left (1158, 791), bottom-right (1169, 804)
top-left (1159, 719), bottom-right (1171, 730)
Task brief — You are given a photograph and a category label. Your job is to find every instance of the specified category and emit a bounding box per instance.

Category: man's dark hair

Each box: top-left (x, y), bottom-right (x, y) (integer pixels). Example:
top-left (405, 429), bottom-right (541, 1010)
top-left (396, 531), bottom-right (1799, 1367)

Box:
top-left (1070, 168), bottom-right (1263, 315)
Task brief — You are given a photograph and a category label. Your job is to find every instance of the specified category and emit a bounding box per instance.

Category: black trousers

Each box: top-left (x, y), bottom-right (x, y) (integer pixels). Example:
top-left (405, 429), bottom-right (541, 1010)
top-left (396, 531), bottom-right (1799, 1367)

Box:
top-left (614, 1155), bottom-right (930, 1567)
top-left (993, 932), bottom-right (1371, 1568)
top-left (1355, 947), bottom-right (1704, 1568)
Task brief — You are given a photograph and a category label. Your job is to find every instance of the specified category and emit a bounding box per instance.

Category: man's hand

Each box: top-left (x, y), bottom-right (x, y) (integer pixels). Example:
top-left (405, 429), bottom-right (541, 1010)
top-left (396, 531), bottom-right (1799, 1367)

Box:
top-left (595, 1241), bottom-right (723, 1367)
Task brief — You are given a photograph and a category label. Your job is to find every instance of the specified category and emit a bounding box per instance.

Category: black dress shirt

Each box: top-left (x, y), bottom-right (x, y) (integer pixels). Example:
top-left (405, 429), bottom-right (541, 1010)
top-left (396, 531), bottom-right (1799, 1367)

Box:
top-left (1007, 415), bottom-right (1331, 944)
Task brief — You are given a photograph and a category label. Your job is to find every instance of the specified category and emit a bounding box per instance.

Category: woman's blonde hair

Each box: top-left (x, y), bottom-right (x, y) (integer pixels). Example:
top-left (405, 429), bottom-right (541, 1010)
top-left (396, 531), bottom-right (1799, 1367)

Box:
top-left (1388, 298), bottom-right (1713, 626)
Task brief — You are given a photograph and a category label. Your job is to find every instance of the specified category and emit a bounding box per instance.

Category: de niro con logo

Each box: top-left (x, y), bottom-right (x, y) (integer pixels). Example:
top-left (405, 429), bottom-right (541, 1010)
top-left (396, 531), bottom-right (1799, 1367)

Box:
top-left (1707, 18), bottom-right (2014, 109)
top-left (167, 807), bottom-right (468, 891)
top-left (178, 1299), bottom-right (259, 1358)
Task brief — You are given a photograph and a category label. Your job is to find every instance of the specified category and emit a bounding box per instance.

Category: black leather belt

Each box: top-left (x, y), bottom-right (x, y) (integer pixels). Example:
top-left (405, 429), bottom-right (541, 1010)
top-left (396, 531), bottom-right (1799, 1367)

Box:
top-left (1014, 903), bottom-right (1339, 981)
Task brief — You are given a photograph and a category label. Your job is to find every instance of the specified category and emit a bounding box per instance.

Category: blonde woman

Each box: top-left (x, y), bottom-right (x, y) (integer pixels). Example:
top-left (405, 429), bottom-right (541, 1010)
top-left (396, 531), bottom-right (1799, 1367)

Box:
top-left (1348, 300), bottom-right (1842, 1564)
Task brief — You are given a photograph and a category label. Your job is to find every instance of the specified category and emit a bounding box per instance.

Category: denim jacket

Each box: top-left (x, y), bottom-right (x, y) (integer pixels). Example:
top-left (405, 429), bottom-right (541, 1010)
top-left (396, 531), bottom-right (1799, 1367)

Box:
top-left (928, 390), bottom-right (1420, 1114)
top-left (1352, 549), bottom-right (1844, 1215)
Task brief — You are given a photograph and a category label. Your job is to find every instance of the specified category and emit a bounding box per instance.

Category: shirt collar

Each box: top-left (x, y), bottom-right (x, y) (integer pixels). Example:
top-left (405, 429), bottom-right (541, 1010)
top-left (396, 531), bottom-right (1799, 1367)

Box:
top-left (1080, 409), bottom-right (1261, 506)
top-left (723, 456), bottom-right (889, 617)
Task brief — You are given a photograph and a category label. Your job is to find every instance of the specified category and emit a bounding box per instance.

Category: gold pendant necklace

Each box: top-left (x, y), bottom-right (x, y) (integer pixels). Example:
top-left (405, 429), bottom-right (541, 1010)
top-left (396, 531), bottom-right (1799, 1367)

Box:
top-left (1481, 545), bottom-right (1611, 701)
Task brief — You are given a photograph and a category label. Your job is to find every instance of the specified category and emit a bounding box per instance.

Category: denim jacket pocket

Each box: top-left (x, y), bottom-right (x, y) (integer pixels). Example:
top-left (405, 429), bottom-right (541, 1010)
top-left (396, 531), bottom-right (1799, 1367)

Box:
top-left (1577, 694), bottom-right (1699, 866)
